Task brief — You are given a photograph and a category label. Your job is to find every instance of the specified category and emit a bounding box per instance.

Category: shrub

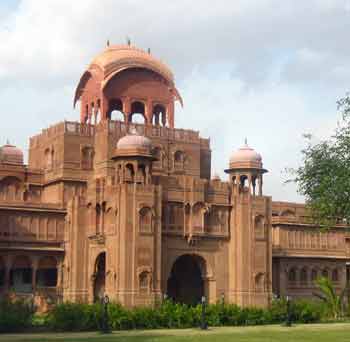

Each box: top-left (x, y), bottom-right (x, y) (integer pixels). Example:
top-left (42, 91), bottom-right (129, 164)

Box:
top-left (47, 302), bottom-right (101, 331)
top-left (45, 297), bottom-right (328, 332)
top-left (0, 297), bottom-right (35, 333)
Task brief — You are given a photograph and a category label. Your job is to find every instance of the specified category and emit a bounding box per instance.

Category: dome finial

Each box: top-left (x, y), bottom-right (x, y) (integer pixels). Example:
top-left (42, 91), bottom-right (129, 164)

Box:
top-left (126, 36), bottom-right (131, 46)
top-left (106, 40), bottom-right (110, 47)
top-left (244, 137), bottom-right (248, 146)
top-left (6, 139), bottom-right (10, 145)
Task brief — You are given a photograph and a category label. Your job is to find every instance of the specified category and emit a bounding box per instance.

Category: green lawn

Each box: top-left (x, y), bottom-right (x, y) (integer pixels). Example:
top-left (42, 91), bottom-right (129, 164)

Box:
top-left (1, 324), bottom-right (350, 342)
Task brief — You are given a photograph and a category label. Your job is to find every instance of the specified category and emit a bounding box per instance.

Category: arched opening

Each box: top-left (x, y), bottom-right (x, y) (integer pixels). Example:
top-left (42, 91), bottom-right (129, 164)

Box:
top-left (93, 252), bottom-right (106, 302)
top-left (129, 101), bottom-right (146, 124)
top-left (108, 98), bottom-right (124, 121)
top-left (288, 268), bottom-right (297, 283)
top-left (174, 150), bottom-right (185, 171)
top-left (136, 164), bottom-right (146, 184)
top-left (125, 163), bottom-right (135, 183)
top-left (311, 269), bottom-right (318, 282)
top-left (300, 267), bottom-right (308, 283)
top-left (152, 146), bottom-right (162, 169)
top-left (153, 104), bottom-right (167, 126)
top-left (322, 269), bottom-right (329, 279)
top-left (10, 255), bottom-right (32, 293)
top-left (139, 207), bottom-right (152, 233)
top-left (139, 271), bottom-right (150, 293)
top-left (332, 269), bottom-right (339, 282)
top-left (36, 256), bottom-right (57, 287)
top-left (81, 146), bottom-right (94, 170)
top-left (167, 254), bottom-right (205, 305)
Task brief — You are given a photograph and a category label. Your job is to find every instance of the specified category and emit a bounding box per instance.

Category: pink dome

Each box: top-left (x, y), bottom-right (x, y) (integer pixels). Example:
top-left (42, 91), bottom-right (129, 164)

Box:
top-left (229, 141), bottom-right (263, 170)
top-left (117, 131), bottom-right (151, 150)
top-left (0, 143), bottom-right (24, 165)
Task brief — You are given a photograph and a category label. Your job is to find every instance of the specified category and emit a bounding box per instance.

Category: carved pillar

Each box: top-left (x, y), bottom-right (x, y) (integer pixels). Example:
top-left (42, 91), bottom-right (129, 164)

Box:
top-left (168, 102), bottom-right (174, 128)
top-left (32, 257), bottom-right (38, 293)
top-left (259, 174), bottom-right (263, 196)
top-left (4, 256), bottom-right (12, 293)
top-left (124, 97), bottom-right (131, 123)
top-left (145, 100), bottom-right (153, 125)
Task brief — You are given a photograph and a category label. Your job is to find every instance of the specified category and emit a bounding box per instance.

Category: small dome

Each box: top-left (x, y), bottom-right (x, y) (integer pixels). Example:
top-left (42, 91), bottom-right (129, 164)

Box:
top-left (0, 143), bottom-right (24, 165)
top-left (117, 130), bottom-right (152, 151)
top-left (229, 141), bottom-right (262, 169)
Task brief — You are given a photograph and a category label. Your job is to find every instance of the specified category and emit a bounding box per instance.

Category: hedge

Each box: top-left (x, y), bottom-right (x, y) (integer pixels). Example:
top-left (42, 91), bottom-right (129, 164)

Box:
top-left (45, 298), bottom-right (327, 332)
top-left (0, 297), bottom-right (35, 333)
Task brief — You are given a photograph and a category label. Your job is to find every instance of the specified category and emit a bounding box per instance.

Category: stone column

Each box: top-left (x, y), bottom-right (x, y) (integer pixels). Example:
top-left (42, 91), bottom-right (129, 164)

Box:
top-left (145, 100), bottom-right (153, 125)
top-left (259, 174), bottom-right (263, 196)
top-left (32, 257), bottom-right (38, 294)
top-left (4, 256), bottom-right (12, 293)
top-left (124, 97), bottom-right (131, 123)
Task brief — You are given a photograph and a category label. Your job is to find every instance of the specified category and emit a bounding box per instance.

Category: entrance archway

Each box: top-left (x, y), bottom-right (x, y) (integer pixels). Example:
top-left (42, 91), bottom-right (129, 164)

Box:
top-left (167, 254), bottom-right (205, 305)
top-left (93, 252), bottom-right (106, 302)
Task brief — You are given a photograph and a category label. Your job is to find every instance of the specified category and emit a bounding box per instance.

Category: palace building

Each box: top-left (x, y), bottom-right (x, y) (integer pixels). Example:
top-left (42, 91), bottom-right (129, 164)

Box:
top-left (0, 44), bottom-right (349, 310)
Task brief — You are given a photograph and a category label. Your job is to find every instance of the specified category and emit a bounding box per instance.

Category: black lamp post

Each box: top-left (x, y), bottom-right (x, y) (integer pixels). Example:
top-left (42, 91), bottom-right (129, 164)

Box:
top-left (101, 294), bottom-right (111, 334)
top-left (285, 295), bottom-right (292, 327)
top-left (200, 295), bottom-right (208, 330)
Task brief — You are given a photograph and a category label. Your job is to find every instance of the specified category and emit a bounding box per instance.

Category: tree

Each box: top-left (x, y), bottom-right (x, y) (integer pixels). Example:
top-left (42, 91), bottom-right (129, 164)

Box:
top-left (288, 93), bottom-right (350, 226)
top-left (313, 276), bottom-right (347, 319)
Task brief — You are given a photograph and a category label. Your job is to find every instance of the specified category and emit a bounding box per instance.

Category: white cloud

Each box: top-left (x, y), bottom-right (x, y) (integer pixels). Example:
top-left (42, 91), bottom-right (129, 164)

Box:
top-left (0, 0), bottom-right (349, 202)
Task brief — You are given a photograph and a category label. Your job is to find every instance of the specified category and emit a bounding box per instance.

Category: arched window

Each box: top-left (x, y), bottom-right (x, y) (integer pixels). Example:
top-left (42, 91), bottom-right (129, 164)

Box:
top-left (44, 148), bottom-right (52, 170)
top-left (152, 146), bottom-right (163, 169)
top-left (10, 255), bottom-right (32, 292)
top-left (136, 164), bottom-right (146, 184)
top-left (288, 268), bottom-right (297, 282)
top-left (322, 269), bottom-right (329, 279)
top-left (36, 256), bottom-right (58, 287)
top-left (139, 271), bottom-right (149, 292)
top-left (254, 215), bottom-right (265, 239)
top-left (130, 101), bottom-right (146, 124)
top-left (311, 269), bottom-right (318, 282)
top-left (192, 202), bottom-right (205, 232)
top-left (174, 150), bottom-right (185, 171)
top-left (300, 268), bottom-right (308, 283)
top-left (81, 146), bottom-right (94, 170)
top-left (255, 273), bottom-right (264, 291)
top-left (108, 98), bottom-right (124, 121)
top-left (125, 163), bottom-right (135, 183)
top-left (139, 207), bottom-right (152, 233)
top-left (332, 269), bottom-right (339, 282)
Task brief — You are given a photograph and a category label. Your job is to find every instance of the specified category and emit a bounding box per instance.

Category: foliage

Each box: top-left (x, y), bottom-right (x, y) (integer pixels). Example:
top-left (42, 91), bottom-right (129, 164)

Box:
top-left (288, 93), bottom-right (350, 226)
top-left (46, 302), bottom-right (103, 331)
top-left (0, 297), bottom-right (35, 333)
top-left (314, 276), bottom-right (347, 319)
top-left (45, 298), bottom-right (328, 331)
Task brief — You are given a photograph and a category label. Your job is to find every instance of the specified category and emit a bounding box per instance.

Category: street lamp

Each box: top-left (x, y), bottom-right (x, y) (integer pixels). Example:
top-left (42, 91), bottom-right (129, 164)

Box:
top-left (101, 294), bottom-right (111, 334)
top-left (285, 295), bottom-right (292, 327)
top-left (200, 296), bottom-right (208, 330)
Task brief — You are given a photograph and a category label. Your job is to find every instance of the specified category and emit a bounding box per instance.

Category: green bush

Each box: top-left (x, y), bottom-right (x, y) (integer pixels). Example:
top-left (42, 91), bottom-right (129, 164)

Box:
top-left (45, 297), bottom-right (330, 332)
top-left (46, 302), bottom-right (102, 331)
top-left (0, 298), bottom-right (35, 333)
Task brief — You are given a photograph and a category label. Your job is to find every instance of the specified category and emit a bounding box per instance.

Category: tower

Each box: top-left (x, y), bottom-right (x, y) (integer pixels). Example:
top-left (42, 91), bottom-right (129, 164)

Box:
top-left (225, 142), bottom-right (272, 307)
top-left (74, 44), bottom-right (183, 127)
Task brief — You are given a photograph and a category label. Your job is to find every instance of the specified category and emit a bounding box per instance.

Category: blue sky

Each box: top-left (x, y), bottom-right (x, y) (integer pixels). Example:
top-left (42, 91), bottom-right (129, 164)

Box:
top-left (1, 0), bottom-right (350, 202)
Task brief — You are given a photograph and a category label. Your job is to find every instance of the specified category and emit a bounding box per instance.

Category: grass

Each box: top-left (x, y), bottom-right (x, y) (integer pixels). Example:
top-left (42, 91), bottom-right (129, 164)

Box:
top-left (1, 324), bottom-right (350, 342)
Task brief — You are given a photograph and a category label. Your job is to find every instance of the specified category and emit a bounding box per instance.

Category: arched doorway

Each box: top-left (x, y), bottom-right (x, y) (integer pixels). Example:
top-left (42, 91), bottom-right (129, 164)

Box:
top-left (93, 252), bottom-right (106, 302)
top-left (167, 254), bottom-right (205, 305)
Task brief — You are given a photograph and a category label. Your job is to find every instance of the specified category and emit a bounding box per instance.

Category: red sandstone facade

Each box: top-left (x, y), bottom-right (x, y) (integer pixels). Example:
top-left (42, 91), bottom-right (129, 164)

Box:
top-left (0, 45), bottom-right (349, 310)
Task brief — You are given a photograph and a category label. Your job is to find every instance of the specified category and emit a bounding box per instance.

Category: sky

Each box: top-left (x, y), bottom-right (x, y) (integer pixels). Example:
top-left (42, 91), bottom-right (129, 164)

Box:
top-left (1, 0), bottom-right (350, 202)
